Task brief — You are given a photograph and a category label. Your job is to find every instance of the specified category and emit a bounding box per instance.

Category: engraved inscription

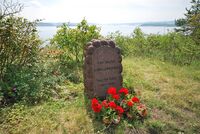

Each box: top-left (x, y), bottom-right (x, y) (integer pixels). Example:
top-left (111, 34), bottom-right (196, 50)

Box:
top-left (83, 40), bottom-right (122, 98)
top-left (92, 47), bottom-right (121, 97)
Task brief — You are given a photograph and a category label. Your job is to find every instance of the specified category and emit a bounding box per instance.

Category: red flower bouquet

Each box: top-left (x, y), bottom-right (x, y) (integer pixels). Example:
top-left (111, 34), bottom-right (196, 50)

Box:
top-left (91, 87), bottom-right (148, 125)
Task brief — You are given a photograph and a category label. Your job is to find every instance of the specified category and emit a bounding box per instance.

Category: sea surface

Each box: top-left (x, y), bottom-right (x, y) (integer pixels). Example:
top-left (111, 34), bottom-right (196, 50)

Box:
top-left (37, 25), bottom-right (177, 41)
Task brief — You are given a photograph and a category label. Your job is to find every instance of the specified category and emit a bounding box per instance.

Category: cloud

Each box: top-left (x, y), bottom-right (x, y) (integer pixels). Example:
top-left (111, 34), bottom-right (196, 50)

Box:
top-left (30, 0), bottom-right (42, 8)
top-left (19, 0), bottom-right (191, 23)
top-left (22, 0), bottom-right (43, 8)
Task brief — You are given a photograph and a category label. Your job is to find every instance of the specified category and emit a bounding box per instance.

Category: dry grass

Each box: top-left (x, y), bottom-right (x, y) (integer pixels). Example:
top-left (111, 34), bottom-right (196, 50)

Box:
top-left (123, 57), bottom-right (200, 133)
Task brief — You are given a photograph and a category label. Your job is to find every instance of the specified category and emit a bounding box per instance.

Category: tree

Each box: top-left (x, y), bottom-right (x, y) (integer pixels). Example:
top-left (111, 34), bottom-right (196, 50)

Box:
top-left (175, 0), bottom-right (200, 43)
top-left (50, 19), bottom-right (100, 83)
top-left (0, 0), bottom-right (42, 104)
top-left (0, 0), bottom-right (23, 19)
top-left (51, 19), bottom-right (101, 66)
top-left (0, 0), bottom-right (40, 81)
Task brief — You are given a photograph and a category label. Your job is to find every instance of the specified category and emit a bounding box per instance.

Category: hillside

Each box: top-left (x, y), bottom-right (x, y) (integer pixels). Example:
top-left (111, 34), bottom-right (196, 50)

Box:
top-left (1, 57), bottom-right (199, 133)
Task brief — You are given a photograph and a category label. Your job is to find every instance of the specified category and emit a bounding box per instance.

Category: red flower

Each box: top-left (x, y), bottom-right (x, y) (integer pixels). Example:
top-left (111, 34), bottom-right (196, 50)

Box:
top-left (112, 94), bottom-right (120, 100)
top-left (132, 97), bottom-right (140, 103)
top-left (107, 87), bottom-right (117, 95)
top-left (118, 88), bottom-right (129, 95)
top-left (109, 101), bottom-right (117, 109)
top-left (91, 98), bottom-right (98, 105)
top-left (92, 103), bottom-right (102, 113)
top-left (102, 100), bottom-right (109, 108)
top-left (91, 98), bottom-right (102, 113)
top-left (115, 106), bottom-right (124, 114)
top-left (127, 101), bottom-right (133, 107)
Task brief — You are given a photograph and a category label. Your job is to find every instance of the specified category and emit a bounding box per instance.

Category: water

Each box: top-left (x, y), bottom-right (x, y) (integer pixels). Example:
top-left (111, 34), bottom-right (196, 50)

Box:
top-left (98, 24), bottom-right (176, 36)
top-left (37, 25), bottom-right (176, 41)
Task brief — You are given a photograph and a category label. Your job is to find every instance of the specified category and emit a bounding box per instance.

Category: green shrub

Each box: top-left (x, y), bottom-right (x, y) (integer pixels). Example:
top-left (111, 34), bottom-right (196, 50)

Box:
top-left (107, 28), bottom-right (200, 65)
top-left (51, 19), bottom-right (101, 82)
top-left (107, 31), bottom-right (132, 56)
top-left (0, 17), bottom-right (41, 78)
top-left (51, 19), bottom-right (100, 66)
top-left (0, 16), bottom-right (43, 105)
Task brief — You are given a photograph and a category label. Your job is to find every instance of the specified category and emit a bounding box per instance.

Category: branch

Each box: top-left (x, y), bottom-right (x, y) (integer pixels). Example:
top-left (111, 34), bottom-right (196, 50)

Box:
top-left (0, 0), bottom-right (23, 19)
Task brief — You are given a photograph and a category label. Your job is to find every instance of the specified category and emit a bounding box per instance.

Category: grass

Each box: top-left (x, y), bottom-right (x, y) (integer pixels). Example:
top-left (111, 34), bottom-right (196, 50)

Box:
top-left (123, 57), bottom-right (200, 133)
top-left (0, 57), bottom-right (200, 134)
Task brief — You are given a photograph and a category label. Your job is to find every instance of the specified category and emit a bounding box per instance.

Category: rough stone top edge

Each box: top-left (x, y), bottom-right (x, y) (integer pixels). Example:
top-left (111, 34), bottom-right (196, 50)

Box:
top-left (86, 39), bottom-right (116, 50)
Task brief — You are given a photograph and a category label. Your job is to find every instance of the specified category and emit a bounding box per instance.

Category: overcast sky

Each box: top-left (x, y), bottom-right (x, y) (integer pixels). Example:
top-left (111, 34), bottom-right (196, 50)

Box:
top-left (19, 0), bottom-right (191, 23)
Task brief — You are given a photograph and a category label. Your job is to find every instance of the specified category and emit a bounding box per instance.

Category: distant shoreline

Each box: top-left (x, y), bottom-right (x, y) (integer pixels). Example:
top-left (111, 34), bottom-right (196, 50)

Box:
top-left (37, 21), bottom-right (176, 27)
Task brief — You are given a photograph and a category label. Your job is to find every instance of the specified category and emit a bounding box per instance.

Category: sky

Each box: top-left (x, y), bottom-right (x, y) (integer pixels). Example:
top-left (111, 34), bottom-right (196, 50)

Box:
top-left (18, 0), bottom-right (191, 23)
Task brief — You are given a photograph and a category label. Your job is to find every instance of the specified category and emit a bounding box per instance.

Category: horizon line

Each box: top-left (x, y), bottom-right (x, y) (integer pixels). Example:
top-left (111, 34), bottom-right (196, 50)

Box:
top-left (39, 20), bottom-right (175, 24)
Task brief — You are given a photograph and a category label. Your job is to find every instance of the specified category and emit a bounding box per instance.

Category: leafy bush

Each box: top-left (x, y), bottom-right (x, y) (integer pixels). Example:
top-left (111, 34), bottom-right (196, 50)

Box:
top-left (107, 28), bottom-right (200, 65)
top-left (0, 17), bottom-right (41, 79)
top-left (0, 16), bottom-right (43, 105)
top-left (51, 19), bottom-right (101, 66)
top-left (51, 19), bottom-right (101, 82)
